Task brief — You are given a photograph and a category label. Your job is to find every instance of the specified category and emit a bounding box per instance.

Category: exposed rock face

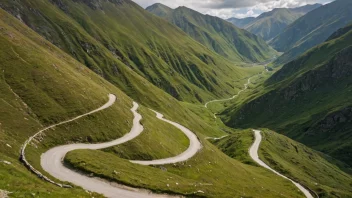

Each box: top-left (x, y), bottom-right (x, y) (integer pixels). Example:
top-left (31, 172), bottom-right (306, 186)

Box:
top-left (312, 107), bottom-right (352, 133)
top-left (0, 189), bottom-right (10, 198)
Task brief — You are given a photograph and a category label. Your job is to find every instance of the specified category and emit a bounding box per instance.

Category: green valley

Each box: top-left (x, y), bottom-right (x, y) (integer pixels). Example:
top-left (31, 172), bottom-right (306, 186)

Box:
top-left (222, 22), bottom-right (352, 168)
top-left (0, 0), bottom-right (351, 198)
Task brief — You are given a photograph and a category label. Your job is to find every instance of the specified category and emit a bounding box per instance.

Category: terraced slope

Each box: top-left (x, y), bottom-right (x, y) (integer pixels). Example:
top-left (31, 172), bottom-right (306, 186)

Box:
top-left (222, 23), bottom-right (352, 167)
top-left (0, 0), bottom-right (259, 103)
top-left (147, 4), bottom-right (277, 62)
top-left (271, 0), bottom-right (352, 65)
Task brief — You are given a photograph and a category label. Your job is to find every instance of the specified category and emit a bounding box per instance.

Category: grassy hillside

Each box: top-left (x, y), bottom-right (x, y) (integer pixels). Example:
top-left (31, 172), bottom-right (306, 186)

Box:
top-left (147, 4), bottom-right (277, 62)
top-left (0, 7), bottom-right (134, 197)
top-left (271, 0), bottom-right (352, 65)
top-left (0, 0), bottom-right (261, 104)
top-left (222, 23), bottom-right (352, 166)
top-left (0, 6), bottom-right (305, 198)
top-left (227, 17), bottom-right (255, 28)
top-left (65, 139), bottom-right (304, 198)
top-left (258, 129), bottom-right (352, 198)
top-left (214, 129), bottom-right (352, 198)
top-left (245, 8), bottom-right (303, 41)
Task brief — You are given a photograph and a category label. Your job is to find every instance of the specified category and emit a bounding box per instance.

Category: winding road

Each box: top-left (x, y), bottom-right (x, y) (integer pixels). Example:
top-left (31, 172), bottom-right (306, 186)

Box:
top-left (36, 94), bottom-right (201, 198)
top-left (249, 130), bottom-right (314, 198)
top-left (204, 76), bottom-right (254, 108)
top-left (131, 110), bottom-right (201, 165)
top-left (202, 73), bottom-right (314, 198)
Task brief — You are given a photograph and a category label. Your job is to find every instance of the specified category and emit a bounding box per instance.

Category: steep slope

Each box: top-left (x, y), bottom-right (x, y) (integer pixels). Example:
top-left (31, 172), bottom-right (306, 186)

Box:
top-left (257, 129), bottom-right (352, 198)
top-left (245, 8), bottom-right (303, 41)
top-left (226, 17), bottom-right (255, 28)
top-left (271, 0), bottom-right (352, 65)
top-left (222, 23), bottom-right (352, 166)
top-left (0, 0), bottom-right (258, 104)
top-left (227, 4), bottom-right (321, 41)
top-left (0, 6), bottom-right (307, 198)
top-left (214, 130), bottom-right (352, 198)
top-left (147, 4), bottom-right (276, 62)
top-left (0, 6), bottom-right (135, 197)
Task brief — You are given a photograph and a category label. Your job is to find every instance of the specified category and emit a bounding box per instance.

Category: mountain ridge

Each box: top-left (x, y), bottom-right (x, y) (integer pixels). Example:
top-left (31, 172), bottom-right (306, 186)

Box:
top-left (146, 3), bottom-right (277, 62)
top-left (222, 23), bottom-right (352, 169)
top-left (271, 0), bottom-right (352, 65)
top-left (227, 4), bottom-right (322, 41)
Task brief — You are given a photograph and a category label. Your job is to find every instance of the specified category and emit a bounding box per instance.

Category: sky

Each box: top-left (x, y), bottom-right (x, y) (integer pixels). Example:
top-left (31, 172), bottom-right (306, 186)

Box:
top-left (132, 0), bottom-right (332, 19)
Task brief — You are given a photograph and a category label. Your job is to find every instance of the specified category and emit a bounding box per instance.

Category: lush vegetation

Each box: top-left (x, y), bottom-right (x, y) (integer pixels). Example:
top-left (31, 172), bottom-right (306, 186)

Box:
top-left (258, 129), bottom-right (352, 198)
top-left (65, 140), bottom-right (304, 198)
top-left (0, 0), bottom-right (264, 104)
top-left (0, 7), bottom-right (132, 197)
top-left (222, 23), bottom-right (352, 167)
top-left (147, 3), bottom-right (277, 62)
top-left (0, 0), bottom-right (351, 197)
top-left (0, 5), bottom-right (301, 197)
top-left (213, 129), bottom-right (352, 198)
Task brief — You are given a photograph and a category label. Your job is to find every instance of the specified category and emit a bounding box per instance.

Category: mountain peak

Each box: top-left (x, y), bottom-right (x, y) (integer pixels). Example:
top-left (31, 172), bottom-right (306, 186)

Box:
top-left (147, 3), bottom-right (172, 10)
top-left (146, 3), bottom-right (173, 16)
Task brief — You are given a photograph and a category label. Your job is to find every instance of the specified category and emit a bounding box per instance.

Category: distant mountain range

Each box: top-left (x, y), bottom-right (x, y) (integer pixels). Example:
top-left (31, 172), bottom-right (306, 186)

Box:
top-left (227, 4), bottom-right (321, 41)
top-left (222, 22), bottom-right (352, 168)
top-left (271, 0), bottom-right (352, 65)
top-left (146, 3), bottom-right (277, 63)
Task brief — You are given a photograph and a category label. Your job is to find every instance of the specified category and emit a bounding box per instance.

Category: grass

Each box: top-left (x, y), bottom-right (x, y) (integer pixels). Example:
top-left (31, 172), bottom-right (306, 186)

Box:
top-left (0, 0), bottom-right (267, 104)
top-left (0, 1), bottom-right (349, 198)
top-left (0, 7), bottom-right (132, 197)
top-left (147, 4), bottom-right (277, 62)
top-left (211, 129), bottom-right (256, 165)
top-left (245, 8), bottom-right (303, 41)
top-left (65, 140), bottom-right (304, 198)
top-left (222, 25), bottom-right (352, 167)
top-left (0, 7), bottom-right (301, 198)
top-left (258, 129), bottom-right (352, 198)
top-left (102, 106), bottom-right (190, 160)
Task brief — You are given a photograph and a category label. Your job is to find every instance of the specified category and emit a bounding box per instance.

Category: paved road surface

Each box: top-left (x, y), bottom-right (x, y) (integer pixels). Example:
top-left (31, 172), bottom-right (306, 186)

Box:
top-left (249, 130), bottom-right (314, 198)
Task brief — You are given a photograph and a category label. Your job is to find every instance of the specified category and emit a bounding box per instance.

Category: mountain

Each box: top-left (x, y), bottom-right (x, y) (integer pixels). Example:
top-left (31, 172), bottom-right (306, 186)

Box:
top-left (271, 0), bottom-right (352, 65)
top-left (0, 0), bottom-right (264, 104)
top-left (213, 129), bottom-right (352, 197)
top-left (227, 4), bottom-right (321, 41)
top-left (245, 8), bottom-right (303, 41)
top-left (146, 4), bottom-right (277, 62)
top-left (1, 1), bottom-right (351, 197)
top-left (222, 23), bottom-right (352, 167)
top-left (226, 17), bottom-right (255, 28)
top-left (289, 3), bottom-right (322, 14)
top-left (0, 3), bottom-right (316, 198)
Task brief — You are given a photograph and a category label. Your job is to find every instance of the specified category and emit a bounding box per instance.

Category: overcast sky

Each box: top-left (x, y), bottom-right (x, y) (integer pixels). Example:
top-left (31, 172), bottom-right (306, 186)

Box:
top-left (132, 0), bottom-right (332, 19)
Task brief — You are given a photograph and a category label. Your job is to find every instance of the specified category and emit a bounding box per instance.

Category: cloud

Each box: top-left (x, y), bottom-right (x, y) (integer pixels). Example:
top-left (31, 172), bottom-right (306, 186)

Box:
top-left (133, 0), bottom-right (332, 18)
